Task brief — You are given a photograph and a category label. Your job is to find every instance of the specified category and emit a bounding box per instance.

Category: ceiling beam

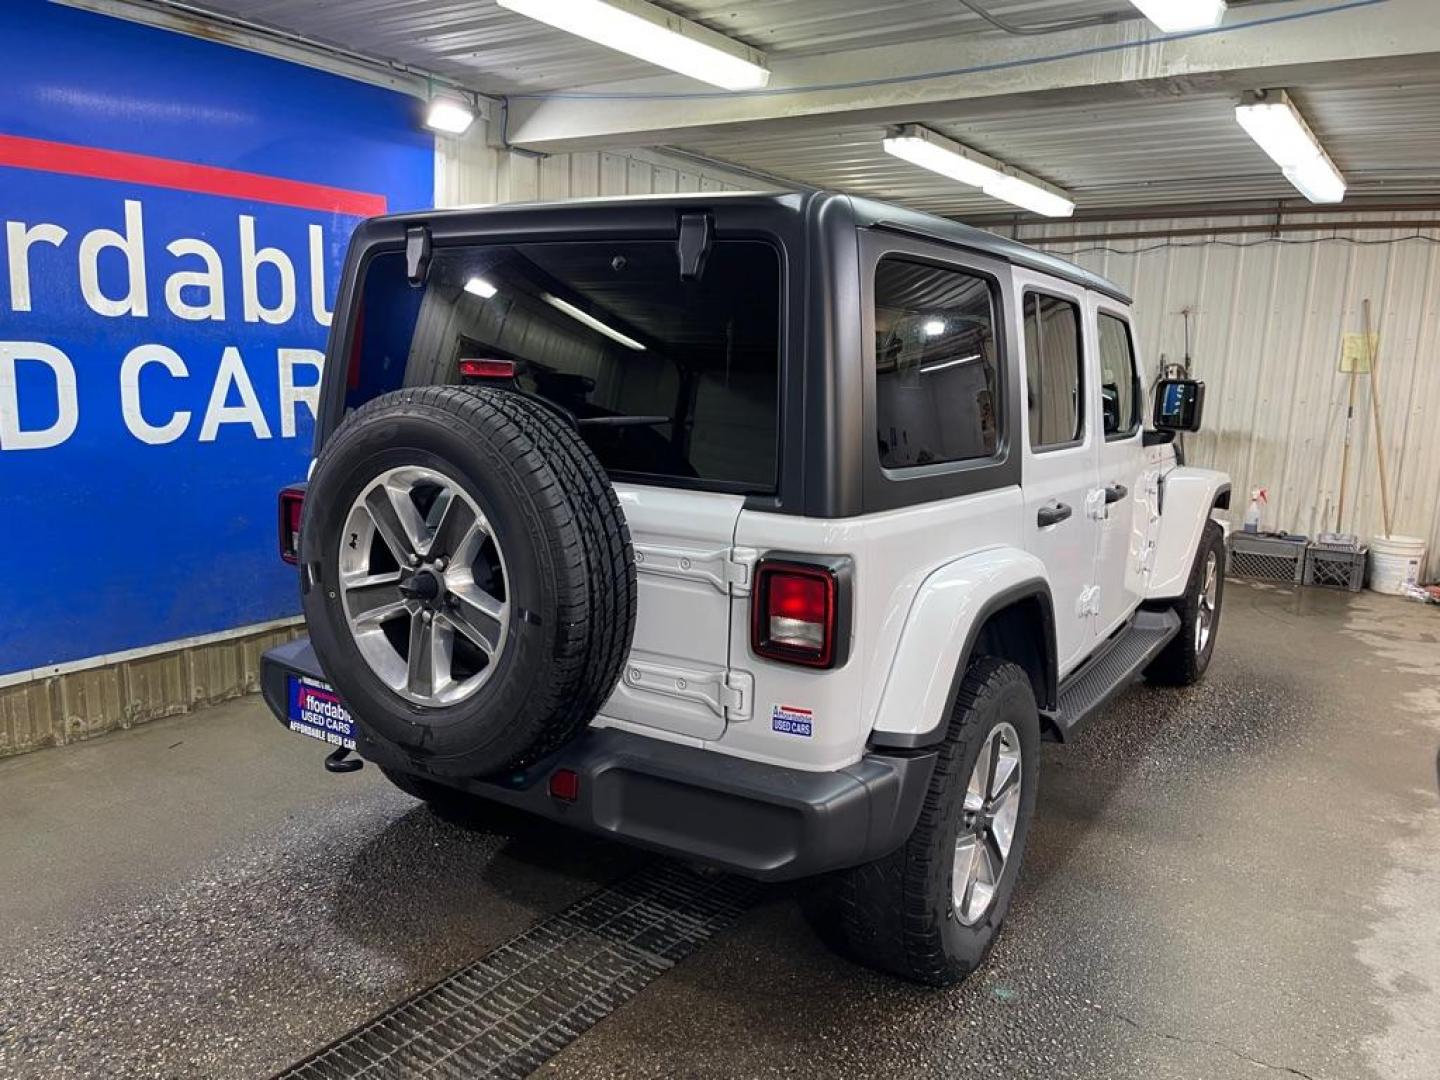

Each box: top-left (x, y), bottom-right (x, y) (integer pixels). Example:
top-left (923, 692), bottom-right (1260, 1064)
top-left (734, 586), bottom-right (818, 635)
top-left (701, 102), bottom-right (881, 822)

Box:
top-left (502, 0), bottom-right (1438, 153)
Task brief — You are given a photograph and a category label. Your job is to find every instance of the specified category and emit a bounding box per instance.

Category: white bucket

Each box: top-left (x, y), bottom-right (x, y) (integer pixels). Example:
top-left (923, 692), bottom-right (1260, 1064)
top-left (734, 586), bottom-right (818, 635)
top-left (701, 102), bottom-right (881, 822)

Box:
top-left (1368, 534), bottom-right (1427, 595)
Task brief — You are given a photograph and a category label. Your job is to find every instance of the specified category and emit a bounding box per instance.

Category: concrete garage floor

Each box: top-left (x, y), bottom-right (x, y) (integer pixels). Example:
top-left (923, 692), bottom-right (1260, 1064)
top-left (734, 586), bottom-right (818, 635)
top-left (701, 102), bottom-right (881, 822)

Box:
top-left (1, 582), bottom-right (1437, 1079)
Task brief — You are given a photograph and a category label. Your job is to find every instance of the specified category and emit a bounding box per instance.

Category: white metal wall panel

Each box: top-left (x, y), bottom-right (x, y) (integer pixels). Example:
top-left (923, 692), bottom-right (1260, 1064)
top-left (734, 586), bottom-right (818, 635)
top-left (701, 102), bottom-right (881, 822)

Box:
top-left (1009, 213), bottom-right (1440, 577)
top-left (435, 124), bottom-right (750, 208)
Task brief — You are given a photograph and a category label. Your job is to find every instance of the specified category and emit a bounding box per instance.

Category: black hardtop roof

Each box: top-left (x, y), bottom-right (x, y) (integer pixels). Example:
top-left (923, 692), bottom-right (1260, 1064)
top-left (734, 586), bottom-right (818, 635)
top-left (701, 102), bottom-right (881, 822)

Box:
top-left (385, 189), bottom-right (1130, 305)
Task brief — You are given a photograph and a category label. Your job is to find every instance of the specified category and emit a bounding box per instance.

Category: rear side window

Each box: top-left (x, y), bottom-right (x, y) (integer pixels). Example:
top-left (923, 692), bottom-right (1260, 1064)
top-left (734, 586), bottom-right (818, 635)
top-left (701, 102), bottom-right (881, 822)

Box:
top-left (874, 257), bottom-right (999, 469)
top-left (347, 240), bottom-right (782, 492)
top-left (1097, 313), bottom-right (1140, 438)
top-left (1023, 292), bottom-right (1083, 449)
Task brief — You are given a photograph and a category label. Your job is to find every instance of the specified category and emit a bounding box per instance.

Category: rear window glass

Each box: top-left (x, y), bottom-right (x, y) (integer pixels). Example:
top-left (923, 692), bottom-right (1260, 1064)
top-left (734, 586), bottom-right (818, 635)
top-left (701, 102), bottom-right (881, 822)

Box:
top-left (873, 257), bottom-right (999, 469)
top-left (347, 240), bottom-right (782, 492)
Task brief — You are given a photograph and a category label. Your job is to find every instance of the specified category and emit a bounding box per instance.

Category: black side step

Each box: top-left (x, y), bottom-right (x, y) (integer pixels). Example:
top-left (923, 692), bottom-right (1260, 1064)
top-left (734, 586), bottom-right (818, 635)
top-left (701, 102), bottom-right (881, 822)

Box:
top-left (1052, 608), bottom-right (1181, 738)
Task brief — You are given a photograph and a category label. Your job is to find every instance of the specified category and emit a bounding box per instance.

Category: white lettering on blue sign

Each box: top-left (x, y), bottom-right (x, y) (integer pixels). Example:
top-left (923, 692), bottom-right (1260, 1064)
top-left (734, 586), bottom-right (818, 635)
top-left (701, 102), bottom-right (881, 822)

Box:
top-left (1, 198), bottom-right (333, 452)
top-left (771, 704), bottom-right (813, 738)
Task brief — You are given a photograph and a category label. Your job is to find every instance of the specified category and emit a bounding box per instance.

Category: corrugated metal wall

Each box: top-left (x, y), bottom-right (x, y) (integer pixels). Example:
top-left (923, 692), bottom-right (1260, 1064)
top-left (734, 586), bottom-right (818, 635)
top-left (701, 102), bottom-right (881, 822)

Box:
top-left (435, 122), bottom-right (752, 208)
top-left (1006, 212), bottom-right (1440, 577)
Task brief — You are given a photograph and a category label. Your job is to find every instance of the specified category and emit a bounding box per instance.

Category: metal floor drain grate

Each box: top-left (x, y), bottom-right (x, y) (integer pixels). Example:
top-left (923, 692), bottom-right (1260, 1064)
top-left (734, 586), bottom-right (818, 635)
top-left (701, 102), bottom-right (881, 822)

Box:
top-left (272, 862), bottom-right (759, 1080)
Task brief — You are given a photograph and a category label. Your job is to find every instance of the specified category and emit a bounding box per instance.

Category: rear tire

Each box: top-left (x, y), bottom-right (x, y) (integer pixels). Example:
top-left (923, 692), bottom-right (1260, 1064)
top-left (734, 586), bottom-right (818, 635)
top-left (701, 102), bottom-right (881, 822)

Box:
top-left (816, 658), bottom-right (1041, 986)
top-left (1145, 520), bottom-right (1225, 686)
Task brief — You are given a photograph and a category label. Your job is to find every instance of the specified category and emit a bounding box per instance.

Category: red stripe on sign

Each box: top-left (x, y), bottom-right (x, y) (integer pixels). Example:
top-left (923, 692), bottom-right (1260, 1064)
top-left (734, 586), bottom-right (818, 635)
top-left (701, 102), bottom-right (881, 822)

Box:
top-left (0, 133), bottom-right (387, 217)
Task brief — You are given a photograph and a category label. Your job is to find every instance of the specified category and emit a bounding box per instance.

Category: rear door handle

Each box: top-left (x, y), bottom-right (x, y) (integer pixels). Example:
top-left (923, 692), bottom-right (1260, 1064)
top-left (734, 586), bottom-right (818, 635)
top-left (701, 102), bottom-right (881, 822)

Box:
top-left (1105, 483), bottom-right (1128, 504)
top-left (1037, 502), bottom-right (1072, 527)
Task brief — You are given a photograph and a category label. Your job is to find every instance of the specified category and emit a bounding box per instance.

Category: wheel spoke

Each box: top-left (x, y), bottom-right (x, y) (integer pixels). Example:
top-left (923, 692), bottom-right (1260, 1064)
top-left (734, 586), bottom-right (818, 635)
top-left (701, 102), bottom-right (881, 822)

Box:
top-left (446, 584), bottom-right (505, 655)
top-left (406, 614), bottom-right (437, 698)
top-left (989, 783), bottom-right (1021, 859)
top-left (989, 746), bottom-right (1020, 802)
top-left (344, 572), bottom-right (405, 625)
top-left (953, 834), bottom-right (981, 914)
top-left (964, 729), bottom-right (995, 813)
top-left (428, 491), bottom-right (481, 559)
top-left (365, 485), bottom-right (424, 563)
top-left (966, 834), bottom-right (1001, 920)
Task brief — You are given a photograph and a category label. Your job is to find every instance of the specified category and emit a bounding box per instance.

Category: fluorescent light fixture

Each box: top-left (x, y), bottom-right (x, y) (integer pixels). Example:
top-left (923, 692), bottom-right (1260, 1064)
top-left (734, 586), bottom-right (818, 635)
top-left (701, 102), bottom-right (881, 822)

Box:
top-left (425, 95), bottom-right (475, 135)
top-left (921, 354), bottom-right (981, 374)
top-left (1127, 0), bottom-right (1226, 32)
top-left (922, 319), bottom-right (947, 337)
top-left (882, 125), bottom-right (1075, 218)
top-left (464, 276), bottom-right (498, 299)
top-left (497, 0), bottom-right (770, 91)
top-left (1235, 90), bottom-right (1347, 204)
top-left (542, 293), bottom-right (646, 351)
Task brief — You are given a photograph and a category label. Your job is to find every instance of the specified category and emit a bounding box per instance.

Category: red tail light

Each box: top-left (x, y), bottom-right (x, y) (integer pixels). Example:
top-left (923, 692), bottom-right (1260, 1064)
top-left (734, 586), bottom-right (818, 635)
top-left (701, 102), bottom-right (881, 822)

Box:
top-left (279, 486), bottom-right (305, 565)
top-left (751, 560), bottom-right (842, 668)
top-left (459, 358), bottom-right (516, 380)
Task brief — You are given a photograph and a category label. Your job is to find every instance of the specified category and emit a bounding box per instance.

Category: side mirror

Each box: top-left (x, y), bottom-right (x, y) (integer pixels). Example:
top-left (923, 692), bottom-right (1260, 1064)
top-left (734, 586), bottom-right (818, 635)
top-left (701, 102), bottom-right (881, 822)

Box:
top-left (1153, 378), bottom-right (1205, 433)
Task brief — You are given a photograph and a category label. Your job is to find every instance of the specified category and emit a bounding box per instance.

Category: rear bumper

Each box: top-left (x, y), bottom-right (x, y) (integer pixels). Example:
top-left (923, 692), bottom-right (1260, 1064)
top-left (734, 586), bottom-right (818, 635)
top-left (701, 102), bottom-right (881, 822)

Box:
top-left (261, 638), bottom-right (935, 882)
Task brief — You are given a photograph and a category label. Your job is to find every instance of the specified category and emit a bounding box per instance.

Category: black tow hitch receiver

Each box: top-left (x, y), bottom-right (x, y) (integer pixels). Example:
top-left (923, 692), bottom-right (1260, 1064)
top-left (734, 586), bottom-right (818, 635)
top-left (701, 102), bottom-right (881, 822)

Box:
top-left (325, 746), bottom-right (364, 773)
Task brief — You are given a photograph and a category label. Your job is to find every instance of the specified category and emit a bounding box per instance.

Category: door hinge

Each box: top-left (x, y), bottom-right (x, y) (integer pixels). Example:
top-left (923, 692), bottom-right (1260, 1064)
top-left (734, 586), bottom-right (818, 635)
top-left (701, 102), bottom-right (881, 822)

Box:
top-left (632, 543), bottom-right (758, 596)
top-left (621, 660), bottom-right (752, 720)
top-left (723, 669), bottom-right (753, 720)
top-left (1085, 488), bottom-right (1107, 521)
top-left (404, 225), bottom-right (431, 286)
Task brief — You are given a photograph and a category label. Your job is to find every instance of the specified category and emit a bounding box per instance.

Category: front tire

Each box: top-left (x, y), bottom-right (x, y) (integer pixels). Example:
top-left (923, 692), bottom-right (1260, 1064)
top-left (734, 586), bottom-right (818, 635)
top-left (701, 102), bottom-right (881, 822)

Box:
top-left (1145, 520), bottom-right (1225, 686)
top-left (819, 658), bottom-right (1041, 986)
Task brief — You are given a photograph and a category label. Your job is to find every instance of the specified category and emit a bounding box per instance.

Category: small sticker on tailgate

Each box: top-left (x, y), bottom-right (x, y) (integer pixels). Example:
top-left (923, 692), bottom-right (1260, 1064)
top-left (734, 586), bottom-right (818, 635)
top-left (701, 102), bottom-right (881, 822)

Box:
top-left (771, 704), bottom-right (813, 737)
top-left (287, 675), bottom-right (355, 750)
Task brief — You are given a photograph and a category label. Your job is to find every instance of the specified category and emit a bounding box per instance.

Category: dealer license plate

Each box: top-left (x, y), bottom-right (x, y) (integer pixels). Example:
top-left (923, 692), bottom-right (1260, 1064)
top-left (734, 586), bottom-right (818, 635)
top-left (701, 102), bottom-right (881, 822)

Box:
top-left (286, 675), bottom-right (355, 750)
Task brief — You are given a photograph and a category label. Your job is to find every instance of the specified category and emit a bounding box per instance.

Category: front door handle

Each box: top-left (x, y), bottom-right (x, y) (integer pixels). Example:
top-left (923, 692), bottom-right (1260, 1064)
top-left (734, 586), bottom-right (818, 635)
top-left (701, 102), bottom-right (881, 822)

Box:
top-left (1105, 483), bottom-right (1128, 504)
top-left (1037, 501), bottom-right (1072, 527)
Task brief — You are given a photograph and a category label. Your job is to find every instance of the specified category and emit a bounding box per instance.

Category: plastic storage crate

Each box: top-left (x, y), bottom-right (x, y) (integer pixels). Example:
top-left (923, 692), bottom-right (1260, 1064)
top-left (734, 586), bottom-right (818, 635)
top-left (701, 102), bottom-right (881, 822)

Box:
top-left (1303, 544), bottom-right (1368, 591)
top-left (1228, 533), bottom-right (1306, 584)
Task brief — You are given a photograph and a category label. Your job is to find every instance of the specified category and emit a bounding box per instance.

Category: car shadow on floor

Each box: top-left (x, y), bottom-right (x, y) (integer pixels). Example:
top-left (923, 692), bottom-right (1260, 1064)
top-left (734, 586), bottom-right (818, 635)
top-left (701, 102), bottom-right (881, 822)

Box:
top-left (326, 795), bottom-right (652, 971)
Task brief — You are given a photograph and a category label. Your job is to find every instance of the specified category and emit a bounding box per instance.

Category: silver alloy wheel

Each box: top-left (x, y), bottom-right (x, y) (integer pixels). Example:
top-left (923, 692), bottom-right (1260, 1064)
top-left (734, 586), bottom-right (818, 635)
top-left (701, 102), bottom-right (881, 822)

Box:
top-left (953, 721), bottom-right (1022, 926)
top-left (1195, 548), bottom-right (1219, 654)
top-left (338, 465), bottom-right (508, 707)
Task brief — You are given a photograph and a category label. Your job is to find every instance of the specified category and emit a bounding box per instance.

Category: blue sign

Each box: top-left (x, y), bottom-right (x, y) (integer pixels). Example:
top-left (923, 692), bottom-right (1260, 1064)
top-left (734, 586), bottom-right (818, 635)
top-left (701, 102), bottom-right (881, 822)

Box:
top-left (286, 675), bottom-right (356, 750)
top-left (0, 0), bottom-right (433, 674)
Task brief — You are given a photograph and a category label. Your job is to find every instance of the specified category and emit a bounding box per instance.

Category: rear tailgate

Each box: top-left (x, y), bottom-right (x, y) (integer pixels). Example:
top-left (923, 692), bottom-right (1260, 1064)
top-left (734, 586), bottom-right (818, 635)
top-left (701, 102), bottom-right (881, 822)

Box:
top-left (598, 485), bottom-right (751, 742)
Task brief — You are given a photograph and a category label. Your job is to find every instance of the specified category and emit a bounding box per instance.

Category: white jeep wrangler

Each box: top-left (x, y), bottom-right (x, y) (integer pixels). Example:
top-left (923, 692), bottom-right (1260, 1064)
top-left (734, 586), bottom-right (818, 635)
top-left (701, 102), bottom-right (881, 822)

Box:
top-left (262, 191), bottom-right (1229, 986)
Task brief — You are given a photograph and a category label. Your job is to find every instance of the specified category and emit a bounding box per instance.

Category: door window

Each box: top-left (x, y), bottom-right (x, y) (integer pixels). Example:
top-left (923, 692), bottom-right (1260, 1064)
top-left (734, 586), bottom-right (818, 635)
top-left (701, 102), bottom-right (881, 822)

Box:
top-left (1097, 313), bottom-right (1140, 438)
top-left (1023, 292), bottom-right (1084, 449)
top-left (873, 257), bottom-right (999, 469)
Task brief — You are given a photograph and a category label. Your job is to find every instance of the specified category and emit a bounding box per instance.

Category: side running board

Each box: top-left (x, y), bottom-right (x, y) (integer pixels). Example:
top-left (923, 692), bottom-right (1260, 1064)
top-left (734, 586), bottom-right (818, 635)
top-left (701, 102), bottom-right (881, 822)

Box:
top-left (1052, 608), bottom-right (1181, 738)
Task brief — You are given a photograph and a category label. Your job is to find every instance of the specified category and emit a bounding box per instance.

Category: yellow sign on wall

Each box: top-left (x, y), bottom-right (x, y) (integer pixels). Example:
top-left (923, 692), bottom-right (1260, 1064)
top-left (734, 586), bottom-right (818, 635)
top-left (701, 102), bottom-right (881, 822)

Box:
top-left (1340, 332), bottom-right (1378, 373)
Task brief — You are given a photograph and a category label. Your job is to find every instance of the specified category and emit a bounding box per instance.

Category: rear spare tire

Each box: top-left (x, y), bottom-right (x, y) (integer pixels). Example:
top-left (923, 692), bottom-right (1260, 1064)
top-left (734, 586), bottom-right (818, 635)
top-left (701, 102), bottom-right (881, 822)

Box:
top-left (300, 386), bottom-right (636, 778)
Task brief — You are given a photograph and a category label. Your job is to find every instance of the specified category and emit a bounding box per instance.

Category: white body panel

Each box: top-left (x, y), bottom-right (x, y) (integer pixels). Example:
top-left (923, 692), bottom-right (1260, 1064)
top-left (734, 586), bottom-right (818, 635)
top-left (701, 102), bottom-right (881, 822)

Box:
top-left (724, 488), bottom-right (1026, 770)
top-left (1147, 465), bottom-right (1231, 599)
top-left (866, 546), bottom-right (1048, 741)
